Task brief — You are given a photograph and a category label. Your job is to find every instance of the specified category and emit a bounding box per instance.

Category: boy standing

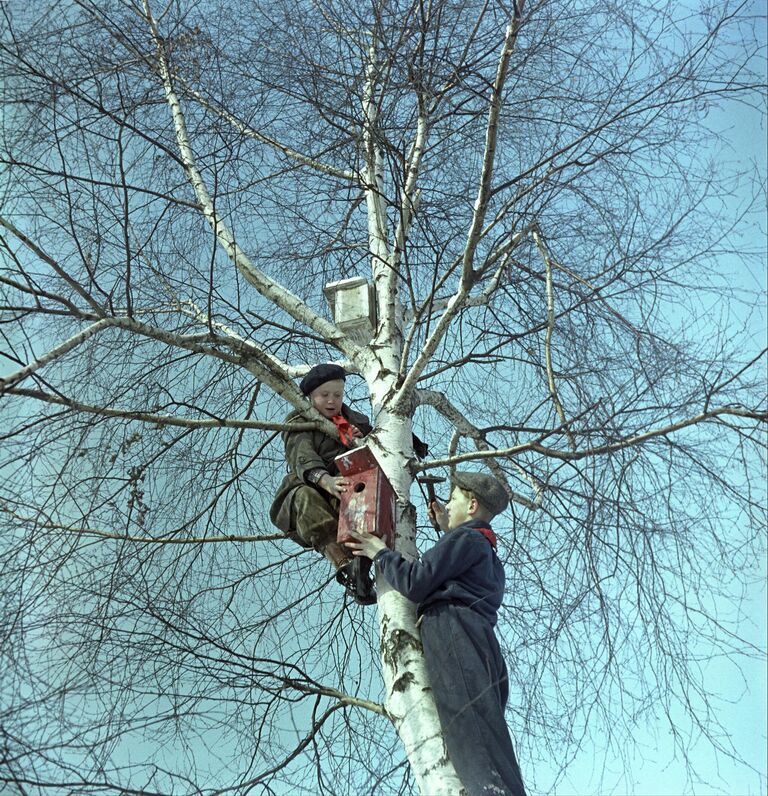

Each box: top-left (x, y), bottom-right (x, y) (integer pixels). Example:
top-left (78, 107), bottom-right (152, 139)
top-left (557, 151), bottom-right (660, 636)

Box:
top-left (347, 471), bottom-right (527, 796)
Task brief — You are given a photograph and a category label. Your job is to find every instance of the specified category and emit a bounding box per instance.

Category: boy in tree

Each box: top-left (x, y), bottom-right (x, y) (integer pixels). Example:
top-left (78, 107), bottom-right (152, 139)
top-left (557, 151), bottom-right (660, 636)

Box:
top-left (270, 363), bottom-right (376, 604)
top-left (347, 471), bottom-right (528, 796)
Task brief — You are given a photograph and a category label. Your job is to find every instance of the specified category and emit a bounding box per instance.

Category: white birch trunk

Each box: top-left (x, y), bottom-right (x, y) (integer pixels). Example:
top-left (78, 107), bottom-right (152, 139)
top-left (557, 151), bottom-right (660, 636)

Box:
top-left (358, 33), bottom-right (465, 795)
top-left (365, 391), bottom-right (465, 796)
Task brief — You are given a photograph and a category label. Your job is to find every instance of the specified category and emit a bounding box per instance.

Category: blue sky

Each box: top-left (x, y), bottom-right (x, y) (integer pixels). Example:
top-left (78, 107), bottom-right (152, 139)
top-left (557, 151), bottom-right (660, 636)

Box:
top-left (530, 28), bottom-right (767, 795)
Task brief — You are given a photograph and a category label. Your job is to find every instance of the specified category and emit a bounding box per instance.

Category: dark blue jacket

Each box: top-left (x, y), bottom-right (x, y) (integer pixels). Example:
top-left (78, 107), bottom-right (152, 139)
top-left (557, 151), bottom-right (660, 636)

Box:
top-left (374, 520), bottom-right (504, 626)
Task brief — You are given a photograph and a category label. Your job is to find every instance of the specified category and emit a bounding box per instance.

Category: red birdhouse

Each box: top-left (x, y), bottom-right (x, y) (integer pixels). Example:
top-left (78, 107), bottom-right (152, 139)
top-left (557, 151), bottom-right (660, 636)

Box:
top-left (334, 445), bottom-right (395, 549)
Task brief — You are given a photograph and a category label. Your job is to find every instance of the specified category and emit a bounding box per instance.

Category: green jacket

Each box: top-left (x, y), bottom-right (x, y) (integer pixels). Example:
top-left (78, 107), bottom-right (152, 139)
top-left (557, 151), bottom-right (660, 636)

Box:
top-left (269, 404), bottom-right (372, 536)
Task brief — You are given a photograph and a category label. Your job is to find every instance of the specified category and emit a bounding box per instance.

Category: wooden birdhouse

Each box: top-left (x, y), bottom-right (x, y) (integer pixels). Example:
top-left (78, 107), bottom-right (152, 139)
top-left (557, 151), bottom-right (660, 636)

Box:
top-left (334, 445), bottom-right (395, 549)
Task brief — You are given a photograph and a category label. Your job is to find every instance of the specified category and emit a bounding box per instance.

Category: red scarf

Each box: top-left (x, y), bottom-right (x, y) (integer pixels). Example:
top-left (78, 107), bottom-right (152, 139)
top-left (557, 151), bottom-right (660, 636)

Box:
top-left (475, 525), bottom-right (497, 549)
top-left (331, 415), bottom-right (356, 447)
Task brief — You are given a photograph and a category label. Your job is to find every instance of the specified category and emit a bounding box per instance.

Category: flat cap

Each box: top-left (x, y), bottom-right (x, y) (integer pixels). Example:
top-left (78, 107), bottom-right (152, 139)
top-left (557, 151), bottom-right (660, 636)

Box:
top-left (453, 470), bottom-right (509, 516)
top-left (299, 363), bottom-right (346, 396)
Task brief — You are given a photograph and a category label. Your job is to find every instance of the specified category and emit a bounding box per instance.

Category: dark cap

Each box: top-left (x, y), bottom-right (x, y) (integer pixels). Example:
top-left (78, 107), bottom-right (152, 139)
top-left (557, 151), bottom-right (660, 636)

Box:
top-left (452, 470), bottom-right (509, 516)
top-left (299, 363), bottom-right (346, 396)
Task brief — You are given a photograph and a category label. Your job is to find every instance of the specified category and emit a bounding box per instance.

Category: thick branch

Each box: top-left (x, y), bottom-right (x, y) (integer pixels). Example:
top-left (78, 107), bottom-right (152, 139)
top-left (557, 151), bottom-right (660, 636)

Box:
top-left (393, 14), bottom-right (525, 408)
top-left (417, 405), bottom-right (768, 469)
top-left (0, 215), bottom-right (104, 316)
top-left (534, 228), bottom-right (578, 452)
top-left (417, 389), bottom-right (543, 510)
top-left (141, 1), bottom-right (362, 364)
top-left (362, 37), bottom-right (398, 355)
top-left (0, 318), bottom-right (114, 390)
top-left (3, 388), bottom-right (326, 432)
top-left (461, 9), bottom-right (524, 283)
top-left (174, 77), bottom-right (358, 184)
top-left (0, 307), bottom-right (342, 439)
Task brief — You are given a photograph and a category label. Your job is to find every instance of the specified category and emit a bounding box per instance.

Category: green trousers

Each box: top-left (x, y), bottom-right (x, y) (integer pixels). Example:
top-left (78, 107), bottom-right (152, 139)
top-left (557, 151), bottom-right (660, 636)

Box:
top-left (291, 485), bottom-right (340, 551)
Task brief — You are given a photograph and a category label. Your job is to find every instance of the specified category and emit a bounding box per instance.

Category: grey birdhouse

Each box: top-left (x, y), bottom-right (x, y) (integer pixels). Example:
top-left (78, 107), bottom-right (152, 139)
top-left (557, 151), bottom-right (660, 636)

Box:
top-left (323, 277), bottom-right (377, 345)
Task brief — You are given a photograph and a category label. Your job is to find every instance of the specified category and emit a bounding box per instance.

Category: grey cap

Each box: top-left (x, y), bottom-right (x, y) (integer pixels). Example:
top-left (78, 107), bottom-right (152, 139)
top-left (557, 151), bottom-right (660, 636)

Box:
top-left (452, 471), bottom-right (509, 516)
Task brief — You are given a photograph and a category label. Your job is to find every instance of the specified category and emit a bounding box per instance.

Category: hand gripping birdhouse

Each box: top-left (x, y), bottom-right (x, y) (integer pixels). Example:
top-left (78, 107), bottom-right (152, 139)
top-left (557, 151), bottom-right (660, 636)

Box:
top-left (334, 445), bottom-right (395, 549)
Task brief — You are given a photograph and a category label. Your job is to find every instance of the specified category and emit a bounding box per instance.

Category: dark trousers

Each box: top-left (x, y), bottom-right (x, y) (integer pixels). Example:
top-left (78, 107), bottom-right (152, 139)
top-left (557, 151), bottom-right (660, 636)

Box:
top-left (420, 604), bottom-right (527, 796)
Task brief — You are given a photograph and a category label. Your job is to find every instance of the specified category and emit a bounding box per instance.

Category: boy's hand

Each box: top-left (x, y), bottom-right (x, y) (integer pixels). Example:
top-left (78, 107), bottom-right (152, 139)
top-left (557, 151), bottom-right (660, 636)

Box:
top-left (346, 528), bottom-right (387, 558)
top-left (319, 474), bottom-right (350, 498)
top-left (429, 500), bottom-right (449, 532)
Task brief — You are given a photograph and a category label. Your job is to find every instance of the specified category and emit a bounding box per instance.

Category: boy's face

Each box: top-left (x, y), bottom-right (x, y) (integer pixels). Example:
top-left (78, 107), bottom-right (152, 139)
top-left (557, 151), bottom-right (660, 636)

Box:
top-left (309, 379), bottom-right (345, 418)
top-left (445, 486), bottom-right (476, 530)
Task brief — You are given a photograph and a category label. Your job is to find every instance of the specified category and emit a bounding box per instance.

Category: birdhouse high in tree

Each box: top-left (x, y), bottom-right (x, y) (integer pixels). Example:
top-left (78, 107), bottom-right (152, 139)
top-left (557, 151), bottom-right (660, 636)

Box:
top-left (323, 277), bottom-right (377, 346)
top-left (334, 445), bottom-right (395, 549)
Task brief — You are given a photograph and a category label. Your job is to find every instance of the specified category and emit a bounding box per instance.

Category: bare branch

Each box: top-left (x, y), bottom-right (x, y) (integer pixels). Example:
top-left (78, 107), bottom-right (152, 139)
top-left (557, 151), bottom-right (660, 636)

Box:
top-left (2, 507), bottom-right (287, 544)
top-left (0, 215), bottom-right (105, 316)
top-left (418, 405), bottom-right (768, 469)
top-left (417, 388), bottom-right (543, 509)
top-left (461, 7), bottom-right (524, 284)
top-left (140, 0), bottom-right (364, 364)
top-left (3, 387), bottom-right (326, 432)
top-left (533, 227), bottom-right (578, 452)
top-left (174, 77), bottom-right (359, 184)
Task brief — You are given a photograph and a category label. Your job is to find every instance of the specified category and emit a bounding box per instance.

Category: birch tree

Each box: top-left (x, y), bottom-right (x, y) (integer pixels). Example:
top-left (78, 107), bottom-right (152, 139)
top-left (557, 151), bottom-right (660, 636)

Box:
top-left (1, 0), bottom-right (766, 794)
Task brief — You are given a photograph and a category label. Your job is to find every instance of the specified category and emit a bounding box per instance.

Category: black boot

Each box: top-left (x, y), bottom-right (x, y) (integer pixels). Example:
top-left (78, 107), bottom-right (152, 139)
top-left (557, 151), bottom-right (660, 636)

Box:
top-left (336, 557), bottom-right (376, 605)
top-left (351, 556), bottom-right (376, 604)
